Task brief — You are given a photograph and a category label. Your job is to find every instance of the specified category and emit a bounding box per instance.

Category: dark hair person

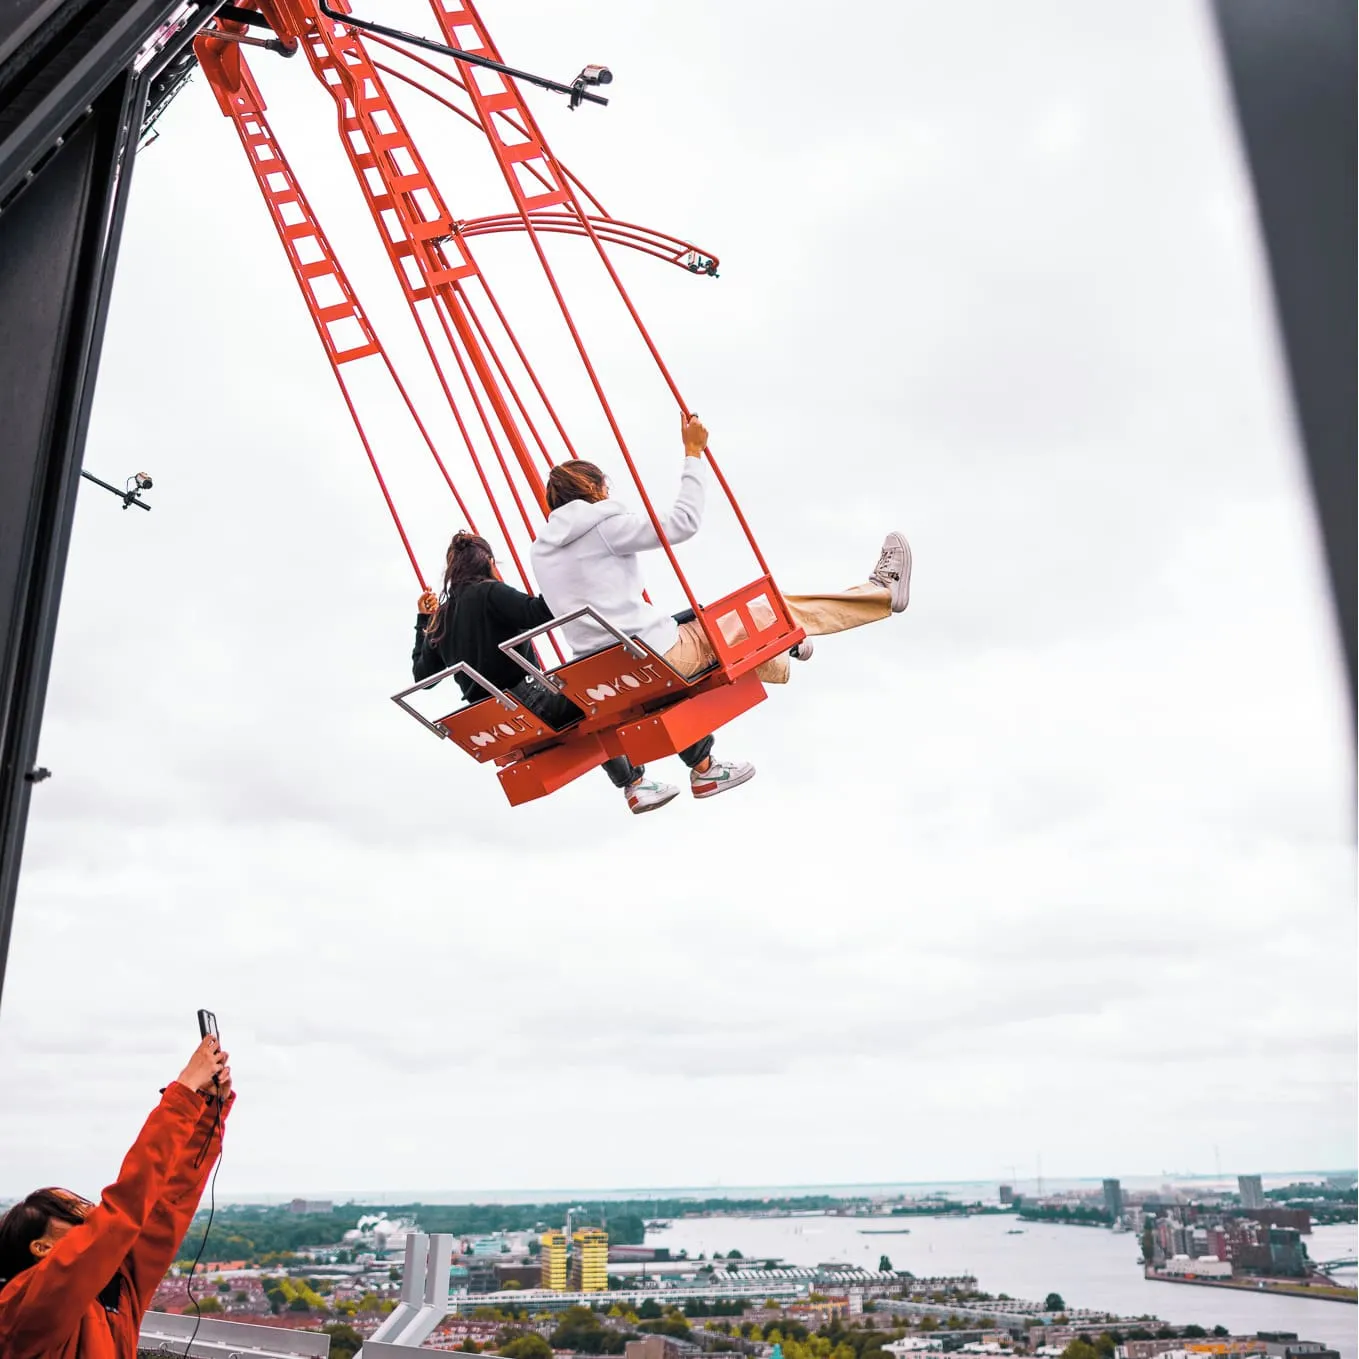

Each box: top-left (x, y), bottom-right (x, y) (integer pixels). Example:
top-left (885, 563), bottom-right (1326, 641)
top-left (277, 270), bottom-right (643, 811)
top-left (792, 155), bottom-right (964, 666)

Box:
top-left (0, 1036), bottom-right (233, 1359)
top-left (532, 414), bottom-right (912, 799)
top-left (412, 531), bottom-right (686, 814)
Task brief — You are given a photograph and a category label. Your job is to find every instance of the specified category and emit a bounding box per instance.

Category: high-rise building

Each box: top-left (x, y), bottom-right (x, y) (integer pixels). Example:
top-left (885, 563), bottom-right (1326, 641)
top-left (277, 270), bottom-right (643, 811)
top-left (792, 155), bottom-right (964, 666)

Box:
top-left (1102, 1179), bottom-right (1124, 1220)
top-left (571, 1227), bottom-right (608, 1292)
top-left (1239, 1175), bottom-right (1265, 1209)
top-left (999, 1185), bottom-right (1014, 1205)
top-left (540, 1230), bottom-right (567, 1291)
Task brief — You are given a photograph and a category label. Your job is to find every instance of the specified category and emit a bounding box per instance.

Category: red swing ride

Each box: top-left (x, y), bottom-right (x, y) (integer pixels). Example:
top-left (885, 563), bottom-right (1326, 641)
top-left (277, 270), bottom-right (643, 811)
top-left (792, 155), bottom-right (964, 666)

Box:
top-left (195, 0), bottom-right (806, 806)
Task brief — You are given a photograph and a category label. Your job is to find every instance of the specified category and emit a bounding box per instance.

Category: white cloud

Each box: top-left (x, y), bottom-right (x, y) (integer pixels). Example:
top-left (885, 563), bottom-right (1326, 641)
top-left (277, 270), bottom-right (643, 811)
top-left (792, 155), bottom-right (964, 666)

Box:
top-left (0, 0), bottom-right (1351, 1199)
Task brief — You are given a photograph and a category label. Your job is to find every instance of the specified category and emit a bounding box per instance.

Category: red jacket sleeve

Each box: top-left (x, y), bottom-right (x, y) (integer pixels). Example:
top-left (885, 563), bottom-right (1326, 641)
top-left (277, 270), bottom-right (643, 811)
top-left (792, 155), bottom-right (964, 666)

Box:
top-left (121, 1090), bottom-right (235, 1315)
top-left (0, 1083), bottom-right (202, 1358)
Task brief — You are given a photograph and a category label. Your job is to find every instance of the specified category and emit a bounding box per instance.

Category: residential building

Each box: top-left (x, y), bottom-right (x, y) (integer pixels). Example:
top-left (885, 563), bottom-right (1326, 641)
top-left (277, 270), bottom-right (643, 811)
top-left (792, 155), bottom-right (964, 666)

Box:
top-left (1257, 1335), bottom-right (1339, 1359)
top-left (288, 1199), bottom-right (334, 1214)
top-left (571, 1227), bottom-right (608, 1292)
top-left (1103, 1180), bottom-right (1124, 1220)
top-left (1238, 1176), bottom-right (1265, 1209)
top-left (626, 1338), bottom-right (695, 1359)
top-left (540, 1230), bottom-right (567, 1291)
top-left (466, 1259), bottom-right (499, 1295)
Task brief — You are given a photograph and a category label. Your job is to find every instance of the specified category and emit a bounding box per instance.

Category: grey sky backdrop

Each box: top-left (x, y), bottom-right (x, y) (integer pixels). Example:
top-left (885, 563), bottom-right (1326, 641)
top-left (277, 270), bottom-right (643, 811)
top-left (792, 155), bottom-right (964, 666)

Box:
top-left (0, 0), bottom-right (1353, 1198)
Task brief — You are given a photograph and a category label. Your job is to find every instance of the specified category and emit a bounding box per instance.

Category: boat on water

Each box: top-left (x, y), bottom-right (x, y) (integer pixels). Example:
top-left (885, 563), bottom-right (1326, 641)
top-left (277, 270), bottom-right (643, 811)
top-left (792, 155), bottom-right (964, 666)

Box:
top-left (1006, 1229), bottom-right (1025, 1235)
top-left (858, 1229), bottom-right (912, 1235)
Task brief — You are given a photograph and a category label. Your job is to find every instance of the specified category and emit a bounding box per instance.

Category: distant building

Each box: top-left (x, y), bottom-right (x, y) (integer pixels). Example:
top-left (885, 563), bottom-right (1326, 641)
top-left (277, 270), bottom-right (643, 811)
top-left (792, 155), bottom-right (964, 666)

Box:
top-left (1161, 1253), bottom-right (1232, 1279)
top-left (466, 1259), bottom-right (499, 1295)
top-left (496, 1263), bottom-right (542, 1290)
top-left (1232, 1227), bottom-right (1309, 1278)
top-left (571, 1228), bottom-right (608, 1292)
top-left (1238, 1175), bottom-right (1265, 1209)
top-left (288, 1199), bottom-right (334, 1215)
top-left (1257, 1335), bottom-right (1340, 1359)
top-left (540, 1230), bottom-right (567, 1291)
top-left (999, 1185), bottom-right (1014, 1205)
top-left (1103, 1180), bottom-right (1124, 1220)
top-left (1236, 1208), bottom-right (1312, 1235)
top-left (626, 1338), bottom-right (689, 1359)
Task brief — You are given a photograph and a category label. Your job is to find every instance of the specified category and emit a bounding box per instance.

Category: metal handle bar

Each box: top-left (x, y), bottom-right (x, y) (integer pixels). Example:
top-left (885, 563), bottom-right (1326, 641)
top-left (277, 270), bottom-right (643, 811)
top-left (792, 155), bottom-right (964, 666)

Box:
top-left (498, 607), bottom-right (648, 690)
top-left (390, 661), bottom-right (519, 739)
top-left (316, 2), bottom-right (608, 107)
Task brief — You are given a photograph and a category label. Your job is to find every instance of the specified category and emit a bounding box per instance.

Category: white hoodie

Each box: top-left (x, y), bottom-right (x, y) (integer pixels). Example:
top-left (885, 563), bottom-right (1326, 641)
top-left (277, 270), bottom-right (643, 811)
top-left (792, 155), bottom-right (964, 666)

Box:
top-left (530, 461), bottom-right (705, 657)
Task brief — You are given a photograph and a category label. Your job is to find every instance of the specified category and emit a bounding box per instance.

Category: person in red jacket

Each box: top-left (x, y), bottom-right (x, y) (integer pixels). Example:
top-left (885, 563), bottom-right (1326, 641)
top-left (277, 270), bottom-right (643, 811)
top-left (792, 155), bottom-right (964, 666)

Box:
top-left (0, 1035), bottom-right (233, 1359)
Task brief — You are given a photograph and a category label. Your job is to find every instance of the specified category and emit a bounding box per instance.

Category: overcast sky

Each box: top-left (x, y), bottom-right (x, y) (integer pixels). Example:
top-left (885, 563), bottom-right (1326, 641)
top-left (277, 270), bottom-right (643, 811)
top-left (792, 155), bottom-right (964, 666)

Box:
top-left (0, 0), bottom-right (1352, 1201)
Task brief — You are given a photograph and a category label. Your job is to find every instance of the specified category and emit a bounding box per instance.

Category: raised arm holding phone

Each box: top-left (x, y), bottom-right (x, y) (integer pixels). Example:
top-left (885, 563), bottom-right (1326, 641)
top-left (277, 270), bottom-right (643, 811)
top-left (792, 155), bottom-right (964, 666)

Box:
top-left (0, 1029), bottom-right (235, 1359)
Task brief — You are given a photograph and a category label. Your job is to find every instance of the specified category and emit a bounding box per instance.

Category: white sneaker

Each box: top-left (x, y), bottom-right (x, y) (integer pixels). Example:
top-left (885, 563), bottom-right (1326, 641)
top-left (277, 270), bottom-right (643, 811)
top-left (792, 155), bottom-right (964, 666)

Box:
top-left (870, 531), bottom-right (912, 612)
top-left (626, 778), bottom-right (680, 815)
top-left (790, 639), bottom-right (814, 661)
top-left (690, 759), bottom-right (756, 799)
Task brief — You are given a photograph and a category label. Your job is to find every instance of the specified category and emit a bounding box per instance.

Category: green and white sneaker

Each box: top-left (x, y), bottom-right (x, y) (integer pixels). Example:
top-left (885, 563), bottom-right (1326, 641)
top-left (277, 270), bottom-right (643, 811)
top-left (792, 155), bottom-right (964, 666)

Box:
top-left (690, 759), bottom-right (756, 799)
top-left (626, 778), bottom-right (680, 814)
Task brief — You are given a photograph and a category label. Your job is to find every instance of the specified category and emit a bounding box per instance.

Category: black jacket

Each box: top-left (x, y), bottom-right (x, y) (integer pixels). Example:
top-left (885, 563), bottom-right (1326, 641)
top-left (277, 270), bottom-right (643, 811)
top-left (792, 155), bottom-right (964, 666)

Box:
top-left (412, 580), bottom-right (553, 704)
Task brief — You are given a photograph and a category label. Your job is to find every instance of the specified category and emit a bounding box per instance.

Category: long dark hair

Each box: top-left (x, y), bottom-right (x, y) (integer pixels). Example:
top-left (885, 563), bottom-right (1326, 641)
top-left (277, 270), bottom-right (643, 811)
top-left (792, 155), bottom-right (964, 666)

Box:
top-left (0, 1189), bottom-right (86, 1284)
top-left (425, 531), bottom-right (496, 647)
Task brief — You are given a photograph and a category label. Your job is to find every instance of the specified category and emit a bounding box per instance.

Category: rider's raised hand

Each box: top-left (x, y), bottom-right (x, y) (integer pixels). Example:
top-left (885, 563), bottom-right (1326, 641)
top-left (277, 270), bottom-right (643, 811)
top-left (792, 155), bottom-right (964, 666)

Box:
top-left (681, 413), bottom-right (708, 458)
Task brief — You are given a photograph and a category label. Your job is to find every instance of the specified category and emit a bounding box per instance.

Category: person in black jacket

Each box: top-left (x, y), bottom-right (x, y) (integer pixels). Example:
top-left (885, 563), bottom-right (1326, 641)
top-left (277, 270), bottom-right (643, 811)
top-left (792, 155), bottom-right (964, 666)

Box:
top-left (412, 531), bottom-right (682, 815)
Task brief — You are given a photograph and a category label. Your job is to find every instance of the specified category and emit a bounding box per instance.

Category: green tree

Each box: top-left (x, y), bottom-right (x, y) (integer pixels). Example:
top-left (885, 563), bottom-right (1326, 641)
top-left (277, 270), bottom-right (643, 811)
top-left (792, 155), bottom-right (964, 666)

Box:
top-left (324, 1324), bottom-right (364, 1359)
top-left (459, 1340), bottom-right (482, 1353)
top-left (1212, 1328), bottom-right (1230, 1339)
top-left (501, 1336), bottom-right (552, 1359)
top-left (1044, 1294), bottom-right (1066, 1313)
top-left (1183, 1327), bottom-right (1207, 1339)
top-left (1061, 1342), bottom-right (1100, 1359)
top-left (289, 1297), bottom-right (311, 1313)
top-left (879, 1256), bottom-right (893, 1273)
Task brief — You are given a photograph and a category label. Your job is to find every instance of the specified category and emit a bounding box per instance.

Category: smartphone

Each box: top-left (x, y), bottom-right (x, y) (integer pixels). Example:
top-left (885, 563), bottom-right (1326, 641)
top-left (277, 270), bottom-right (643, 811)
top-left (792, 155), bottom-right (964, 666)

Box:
top-left (197, 1009), bottom-right (219, 1041)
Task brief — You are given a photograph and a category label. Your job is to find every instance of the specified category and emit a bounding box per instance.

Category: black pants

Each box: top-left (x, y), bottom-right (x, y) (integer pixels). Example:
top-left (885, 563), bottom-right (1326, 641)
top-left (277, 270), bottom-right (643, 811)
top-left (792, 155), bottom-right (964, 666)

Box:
top-left (510, 675), bottom-right (714, 787)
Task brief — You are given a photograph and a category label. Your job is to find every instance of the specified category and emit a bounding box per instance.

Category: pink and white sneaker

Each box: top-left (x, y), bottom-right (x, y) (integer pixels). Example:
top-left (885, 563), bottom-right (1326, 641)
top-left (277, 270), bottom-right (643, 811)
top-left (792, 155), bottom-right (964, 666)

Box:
top-left (870, 531), bottom-right (912, 611)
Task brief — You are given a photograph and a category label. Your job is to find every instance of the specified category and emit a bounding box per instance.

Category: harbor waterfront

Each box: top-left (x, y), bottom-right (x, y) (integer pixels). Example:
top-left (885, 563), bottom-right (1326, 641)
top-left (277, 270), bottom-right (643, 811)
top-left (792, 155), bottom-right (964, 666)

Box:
top-left (647, 1214), bottom-right (1359, 1359)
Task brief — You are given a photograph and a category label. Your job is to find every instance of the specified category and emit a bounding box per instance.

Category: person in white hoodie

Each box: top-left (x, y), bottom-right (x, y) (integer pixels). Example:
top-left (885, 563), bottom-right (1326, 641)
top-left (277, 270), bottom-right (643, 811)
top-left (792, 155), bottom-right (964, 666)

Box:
top-left (529, 414), bottom-right (912, 800)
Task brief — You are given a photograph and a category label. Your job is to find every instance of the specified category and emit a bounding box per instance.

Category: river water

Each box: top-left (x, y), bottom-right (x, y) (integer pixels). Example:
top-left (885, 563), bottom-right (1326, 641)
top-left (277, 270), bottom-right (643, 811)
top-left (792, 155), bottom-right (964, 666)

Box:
top-left (646, 1215), bottom-right (1357, 1359)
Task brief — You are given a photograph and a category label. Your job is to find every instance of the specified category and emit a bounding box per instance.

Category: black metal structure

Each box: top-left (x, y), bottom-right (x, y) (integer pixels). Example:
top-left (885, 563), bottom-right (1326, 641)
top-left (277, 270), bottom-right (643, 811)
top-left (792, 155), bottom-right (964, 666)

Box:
top-left (1211, 0), bottom-right (1357, 717)
top-left (0, 0), bottom-right (225, 1009)
top-left (0, 2), bottom-right (1352, 1009)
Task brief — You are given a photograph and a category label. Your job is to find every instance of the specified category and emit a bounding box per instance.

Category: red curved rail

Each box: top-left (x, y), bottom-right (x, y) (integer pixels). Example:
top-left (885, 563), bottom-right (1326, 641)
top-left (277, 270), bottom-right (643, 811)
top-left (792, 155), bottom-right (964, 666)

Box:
top-left (455, 212), bottom-right (717, 275)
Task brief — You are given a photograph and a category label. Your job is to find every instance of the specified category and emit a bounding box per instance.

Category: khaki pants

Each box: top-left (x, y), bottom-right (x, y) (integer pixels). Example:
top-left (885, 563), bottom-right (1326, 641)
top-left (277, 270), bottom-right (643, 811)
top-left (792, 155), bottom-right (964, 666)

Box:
top-left (663, 583), bottom-right (892, 684)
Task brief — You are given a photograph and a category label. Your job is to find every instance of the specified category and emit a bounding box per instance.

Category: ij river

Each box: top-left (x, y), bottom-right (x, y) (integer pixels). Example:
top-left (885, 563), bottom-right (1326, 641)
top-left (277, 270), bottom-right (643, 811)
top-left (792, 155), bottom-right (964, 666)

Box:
top-left (646, 1215), bottom-right (1358, 1359)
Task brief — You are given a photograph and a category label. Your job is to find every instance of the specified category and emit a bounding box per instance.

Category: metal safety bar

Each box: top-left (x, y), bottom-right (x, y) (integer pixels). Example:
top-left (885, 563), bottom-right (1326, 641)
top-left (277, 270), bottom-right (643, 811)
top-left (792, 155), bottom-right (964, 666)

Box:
top-left (390, 659), bottom-right (519, 738)
top-left (498, 606), bottom-right (648, 690)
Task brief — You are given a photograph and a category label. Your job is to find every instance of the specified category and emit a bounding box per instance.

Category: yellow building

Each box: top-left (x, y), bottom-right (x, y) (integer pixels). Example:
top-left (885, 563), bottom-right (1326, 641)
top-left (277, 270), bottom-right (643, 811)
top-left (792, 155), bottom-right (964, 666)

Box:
top-left (571, 1227), bottom-right (608, 1293)
top-left (540, 1230), bottom-right (567, 1290)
